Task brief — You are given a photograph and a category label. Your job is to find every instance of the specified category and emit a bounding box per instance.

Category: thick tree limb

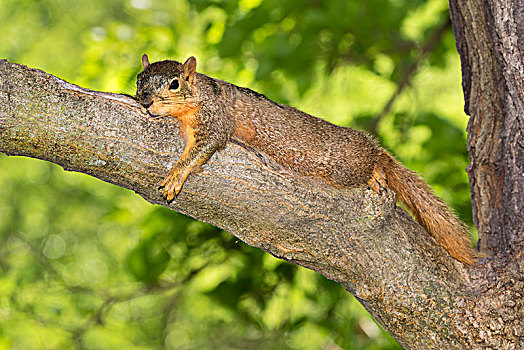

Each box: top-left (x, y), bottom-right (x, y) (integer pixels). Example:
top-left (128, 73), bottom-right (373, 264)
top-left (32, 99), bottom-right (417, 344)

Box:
top-left (0, 60), bottom-right (521, 349)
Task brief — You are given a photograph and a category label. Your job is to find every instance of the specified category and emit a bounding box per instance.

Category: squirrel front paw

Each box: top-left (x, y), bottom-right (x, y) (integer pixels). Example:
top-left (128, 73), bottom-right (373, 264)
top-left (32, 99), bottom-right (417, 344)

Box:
top-left (160, 167), bottom-right (187, 202)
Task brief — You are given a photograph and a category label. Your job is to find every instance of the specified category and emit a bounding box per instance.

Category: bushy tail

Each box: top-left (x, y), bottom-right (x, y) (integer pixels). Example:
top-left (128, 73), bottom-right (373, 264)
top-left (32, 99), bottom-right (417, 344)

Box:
top-left (379, 151), bottom-right (476, 265)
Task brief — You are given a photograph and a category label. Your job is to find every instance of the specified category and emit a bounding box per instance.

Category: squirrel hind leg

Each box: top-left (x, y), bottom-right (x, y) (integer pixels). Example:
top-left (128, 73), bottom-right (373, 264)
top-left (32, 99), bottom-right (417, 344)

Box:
top-left (367, 165), bottom-right (388, 194)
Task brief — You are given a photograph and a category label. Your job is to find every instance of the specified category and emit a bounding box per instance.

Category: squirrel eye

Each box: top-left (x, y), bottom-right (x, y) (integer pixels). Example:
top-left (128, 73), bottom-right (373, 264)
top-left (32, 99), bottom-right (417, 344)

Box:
top-left (169, 78), bottom-right (180, 91)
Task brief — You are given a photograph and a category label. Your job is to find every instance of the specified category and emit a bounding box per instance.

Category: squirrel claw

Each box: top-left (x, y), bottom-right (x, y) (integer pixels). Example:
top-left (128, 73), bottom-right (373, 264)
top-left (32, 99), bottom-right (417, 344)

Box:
top-left (165, 191), bottom-right (176, 203)
top-left (368, 166), bottom-right (387, 195)
top-left (162, 186), bottom-right (176, 203)
top-left (162, 183), bottom-right (177, 202)
top-left (161, 169), bottom-right (186, 203)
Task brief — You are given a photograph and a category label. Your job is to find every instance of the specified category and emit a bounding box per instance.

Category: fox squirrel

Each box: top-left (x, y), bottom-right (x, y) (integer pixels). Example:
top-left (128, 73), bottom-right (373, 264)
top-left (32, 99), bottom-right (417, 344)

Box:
top-left (135, 54), bottom-right (477, 265)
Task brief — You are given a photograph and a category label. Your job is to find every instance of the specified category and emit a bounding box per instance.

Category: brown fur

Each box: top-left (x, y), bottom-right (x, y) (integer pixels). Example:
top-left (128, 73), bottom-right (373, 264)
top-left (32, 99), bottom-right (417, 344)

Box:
top-left (379, 151), bottom-right (476, 264)
top-left (136, 55), bottom-right (477, 264)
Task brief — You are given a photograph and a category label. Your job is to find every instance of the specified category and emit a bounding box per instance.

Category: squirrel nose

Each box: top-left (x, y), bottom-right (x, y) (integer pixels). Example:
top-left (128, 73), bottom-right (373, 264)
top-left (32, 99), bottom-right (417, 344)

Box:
top-left (140, 101), bottom-right (153, 109)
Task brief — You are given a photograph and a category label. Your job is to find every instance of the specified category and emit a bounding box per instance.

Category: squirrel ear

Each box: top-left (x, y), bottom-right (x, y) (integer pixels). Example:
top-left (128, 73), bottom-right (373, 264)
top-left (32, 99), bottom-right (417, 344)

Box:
top-left (183, 56), bottom-right (197, 83)
top-left (141, 54), bottom-right (150, 70)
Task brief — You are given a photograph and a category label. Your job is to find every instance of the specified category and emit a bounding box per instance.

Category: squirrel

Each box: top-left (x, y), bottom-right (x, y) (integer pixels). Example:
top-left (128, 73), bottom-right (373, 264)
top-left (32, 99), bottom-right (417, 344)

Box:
top-left (135, 54), bottom-right (477, 265)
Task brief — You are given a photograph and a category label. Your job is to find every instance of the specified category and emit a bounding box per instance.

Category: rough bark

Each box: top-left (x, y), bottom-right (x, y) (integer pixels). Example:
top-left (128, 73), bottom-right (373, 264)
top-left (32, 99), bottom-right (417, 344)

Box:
top-left (1, 0), bottom-right (524, 342)
top-left (447, 0), bottom-right (524, 348)
top-left (449, 0), bottom-right (524, 256)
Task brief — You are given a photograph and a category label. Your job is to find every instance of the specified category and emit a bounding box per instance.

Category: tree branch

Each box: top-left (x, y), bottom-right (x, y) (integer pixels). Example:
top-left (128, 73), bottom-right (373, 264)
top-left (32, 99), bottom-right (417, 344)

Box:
top-left (0, 59), bottom-right (511, 348)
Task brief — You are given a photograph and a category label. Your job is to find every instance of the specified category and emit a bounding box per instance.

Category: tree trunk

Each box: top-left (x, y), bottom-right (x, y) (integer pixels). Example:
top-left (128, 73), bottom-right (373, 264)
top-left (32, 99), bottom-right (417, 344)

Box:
top-left (449, 0), bottom-right (524, 256)
top-left (447, 0), bottom-right (524, 348)
top-left (0, 1), bottom-right (523, 346)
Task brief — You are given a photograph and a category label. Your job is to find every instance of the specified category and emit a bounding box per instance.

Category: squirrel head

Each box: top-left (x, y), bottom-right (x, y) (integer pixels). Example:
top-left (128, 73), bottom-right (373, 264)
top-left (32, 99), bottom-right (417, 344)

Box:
top-left (136, 55), bottom-right (198, 118)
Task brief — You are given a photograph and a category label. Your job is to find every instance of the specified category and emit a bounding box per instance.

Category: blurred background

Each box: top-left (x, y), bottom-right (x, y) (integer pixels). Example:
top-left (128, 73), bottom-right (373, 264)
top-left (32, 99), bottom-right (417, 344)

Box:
top-left (0, 0), bottom-right (473, 349)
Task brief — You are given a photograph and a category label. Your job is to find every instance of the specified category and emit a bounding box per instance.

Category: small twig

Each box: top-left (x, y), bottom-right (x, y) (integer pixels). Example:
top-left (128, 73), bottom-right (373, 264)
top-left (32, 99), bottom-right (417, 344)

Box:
top-left (369, 18), bottom-right (452, 135)
top-left (70, 258), bottom-right (215, 344)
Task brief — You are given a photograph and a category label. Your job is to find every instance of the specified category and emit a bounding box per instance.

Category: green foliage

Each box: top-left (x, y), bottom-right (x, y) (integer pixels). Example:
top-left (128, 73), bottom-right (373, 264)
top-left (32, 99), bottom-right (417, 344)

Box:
top-left (0, 0), bottom-right (471, 348)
